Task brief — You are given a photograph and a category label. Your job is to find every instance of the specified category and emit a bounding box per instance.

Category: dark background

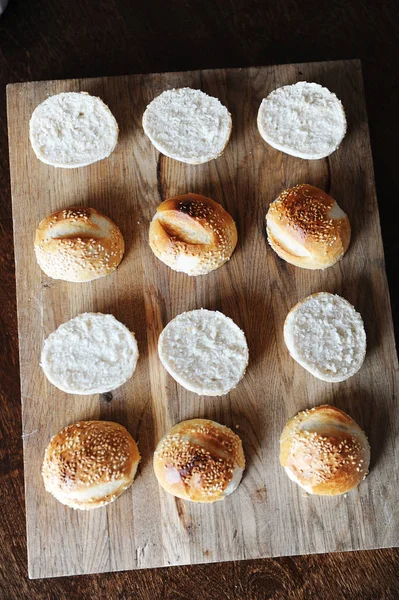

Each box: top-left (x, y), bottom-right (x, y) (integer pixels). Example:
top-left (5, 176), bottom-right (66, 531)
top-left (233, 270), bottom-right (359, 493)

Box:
top-left (0, 1), bottom-right (398, 598)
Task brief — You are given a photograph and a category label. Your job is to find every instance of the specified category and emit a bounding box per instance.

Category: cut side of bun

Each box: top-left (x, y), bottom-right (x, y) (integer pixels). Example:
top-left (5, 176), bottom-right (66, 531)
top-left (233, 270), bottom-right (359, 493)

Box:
top-left (142, 87), bottom-right (232, 164)
top-left (280, 405), bottom-right (370, 496)
top-left (29, 92), bottom-right (119, 168)
top-left (34, 207), bottom-right (125, 282)
top-left (284, 293), bottom-right (366, 382)
top-left (153, 418), bottom-right (245, 502)
top-left (257, 82), bottom-right (347, 159)
top-left (41, 313), bottom-right (139, 395)
top-left (266, 184), bottom-right (351, 269)
top-left (42, 421), bottom-right (140, 509)
top-left (158, 309), bottom-right (249, 396)
top-left (149, 193), bottom-right (237, 276)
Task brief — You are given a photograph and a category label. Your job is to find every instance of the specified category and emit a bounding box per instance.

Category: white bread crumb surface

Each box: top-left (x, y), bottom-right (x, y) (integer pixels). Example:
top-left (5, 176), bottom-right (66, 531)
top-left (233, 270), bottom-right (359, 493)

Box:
top-left (257, 82), bottom-right (347, 160)
top-left (29, 92), bottom-right (119, 168)
top-left (142, 87), bottom-right (232, 164)
top-left (41, 313), bottom-right (139, 394)
top-left (284, 293), bottom-right (366, 382)
top-left (158, 309), bottom-right (249, 395)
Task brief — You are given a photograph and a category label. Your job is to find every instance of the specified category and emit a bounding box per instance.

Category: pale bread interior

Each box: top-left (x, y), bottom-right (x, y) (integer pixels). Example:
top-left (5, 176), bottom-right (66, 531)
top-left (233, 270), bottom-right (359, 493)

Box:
top-left (29, 92), bottom-right (118, 168)
top-left (158, 309), bottom-right (248, 396)
top-left (41, 313), bottom-right (139, 394)
top-left (142, 87), bottom-right (232, 164)
top-left (284, 293), bottom-right (366, 382)
top-left (257, 82), bottom-right (346, 159)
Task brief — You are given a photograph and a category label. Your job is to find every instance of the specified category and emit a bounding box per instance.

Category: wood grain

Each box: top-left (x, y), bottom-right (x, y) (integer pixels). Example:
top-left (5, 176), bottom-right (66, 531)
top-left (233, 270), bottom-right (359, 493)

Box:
top-left (6, 59), bottom-right (398, 580)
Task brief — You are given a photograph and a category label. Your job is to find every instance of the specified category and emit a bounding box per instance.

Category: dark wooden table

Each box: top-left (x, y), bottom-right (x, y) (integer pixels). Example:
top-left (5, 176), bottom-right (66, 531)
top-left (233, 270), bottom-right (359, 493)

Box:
top-left (0, 1), bottom-right (398, 598)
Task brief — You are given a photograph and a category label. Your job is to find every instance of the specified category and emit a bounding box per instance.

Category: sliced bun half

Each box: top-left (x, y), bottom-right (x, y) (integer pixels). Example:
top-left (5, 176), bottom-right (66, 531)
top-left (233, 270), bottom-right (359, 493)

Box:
top-left (154, 418), bottom-right (245, 502)
top-left (30, 92), bottom-right (119, 168)
top-left (142, 87), bottom-right (232, 164)
top-left (257, 82), bottom-right (347, 159)
top-left (266, 184), bottom-right (351, 269)
top-left (284, 293), bottom-right (366, 382)
top-left (41, 313), bottom-right (139, 395)
top-left (34, 207), bottom-right (125, 282)
top-left (158, 309), bottom-right (249, 396)
top-left (280, 405), bottom-right (370, 496)
top-left (149, 193), bottom-right (237, 276)
top-left (42, 420), bottom-right (140, 509)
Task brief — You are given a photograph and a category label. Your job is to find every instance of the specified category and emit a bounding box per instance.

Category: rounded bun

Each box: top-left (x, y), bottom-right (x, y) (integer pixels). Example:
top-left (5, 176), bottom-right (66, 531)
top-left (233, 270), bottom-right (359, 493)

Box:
top-left (280, 405), bottom-right (370, 496)
top-left (29, 92), bottom-right (119, 168)
top-left (42, 420), bottom-right (140, 509)
top-left (142, 87), bottom-right (232, 164)
top-left (284, 293), bottom-right (366, 382)
top-left (266, 184), bottom-right (351, 270)
top-left (158, 309), bottom-right (249, 396)
top-left (41, 313), bottom-right (139, 395)
top-left (149, 193), bottom-right (237, 276)
top-left (257, 82), bottom-right (346, 160)
top-left (34, 207), bottom-right (125, 282)
top-left (153, 419), bottom-right (245, 503)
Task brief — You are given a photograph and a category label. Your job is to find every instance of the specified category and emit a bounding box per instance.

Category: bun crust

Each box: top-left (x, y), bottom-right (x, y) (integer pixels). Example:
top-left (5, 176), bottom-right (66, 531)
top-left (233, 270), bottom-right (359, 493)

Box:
top-left (280, 405), bottom-right (370, 496)
top-left (42, 421), bottom-right (140, 509)
top-left (149, 193), bottom-right (237, 276)
top-left (34, 207), bottom-right (125, 282)
top-left (266, 184), bottom-right (351, 269)
top-left (29, 92), bottom-right (119, 168)
top-left (153, 419), bottom-right (245, 503)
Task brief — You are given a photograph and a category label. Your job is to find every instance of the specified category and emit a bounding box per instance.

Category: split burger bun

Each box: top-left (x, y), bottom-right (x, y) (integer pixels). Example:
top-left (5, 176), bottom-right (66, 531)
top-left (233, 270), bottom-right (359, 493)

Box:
top-left (284, 293), bottom-right (366, 382)
top-left (257, 82), bottom-right (346, 159)
top-left (280, 405), bottom-right (370, 496)
top-left (266, 184), bottom-right (351, 270)
top-left (41, 313), bottom-right (139, 395)
top-left (158, 309), bottom-right (249, 396)
top-left (149, 193), bottom-right (237, 276)
top-left (42, 420), bottom-right (140, 509)
top-left (30, 92), bottom-right (119, 168)
top-left (153, 419), bottom-right (245, 502)
top-left (34, 207), bottom-right (125, 282)
top-left (142, 87), bottom-right (232, 164)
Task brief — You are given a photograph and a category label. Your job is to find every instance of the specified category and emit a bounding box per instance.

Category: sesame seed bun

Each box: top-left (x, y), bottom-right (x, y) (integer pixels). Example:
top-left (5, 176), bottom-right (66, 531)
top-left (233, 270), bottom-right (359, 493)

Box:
top-left (284, 293), bottom-right (366, 382)
top-left (29, 92), bottom-right (119, 168)
top-left (149, 193), bottom-right (237, 276)
top-left (280, 405), bottom-right (370, 496)
top-left (142, 87), bottom-right (232, 164)
top-left (158, 309), bottom-right (249, 396)
top-left (42, 421), bottom-right (140, 510)
top-left (153, 419), bottom-right (245, 503)
top-left (266, 184), bottom-right (351, 270)
top-left (34, 207), bottom-right (125, 282)
top-left (257, 82), bottom-right (346, 160)
top-left (41, 313), bottom-right (139, 395)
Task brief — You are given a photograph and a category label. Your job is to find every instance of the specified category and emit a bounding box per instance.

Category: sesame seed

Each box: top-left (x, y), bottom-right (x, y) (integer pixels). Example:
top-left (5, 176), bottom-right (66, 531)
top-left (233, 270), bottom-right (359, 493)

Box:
top-left (156, 421), bottom-right (243, 499)
top-left (268, 184), bottom-right (345, 247)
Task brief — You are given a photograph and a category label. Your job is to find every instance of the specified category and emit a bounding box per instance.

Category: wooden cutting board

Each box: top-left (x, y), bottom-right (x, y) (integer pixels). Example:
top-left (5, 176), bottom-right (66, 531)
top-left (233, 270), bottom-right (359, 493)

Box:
top-left (7, 59), bottom-right (399, 579)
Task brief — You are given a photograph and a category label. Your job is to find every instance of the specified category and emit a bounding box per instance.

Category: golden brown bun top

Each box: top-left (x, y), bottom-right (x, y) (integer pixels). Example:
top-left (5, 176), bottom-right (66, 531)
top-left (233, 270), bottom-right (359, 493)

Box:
top-left (42, 421), bottom-right (140, 509)
top-left (34, 207), bottom-right (125, 282)
top-left (153, 418), bottom-right (245, 502)
top-left (280, 405), bottom-right (370, 496)
top-left (266, 184), bottom-right (351, 269)
top-left (149, 193), bottom-right (237, 276)
top-left (268, 184), bottom-right (343, 239)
